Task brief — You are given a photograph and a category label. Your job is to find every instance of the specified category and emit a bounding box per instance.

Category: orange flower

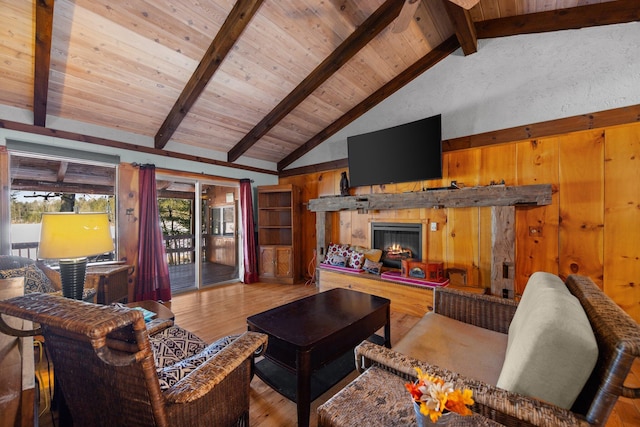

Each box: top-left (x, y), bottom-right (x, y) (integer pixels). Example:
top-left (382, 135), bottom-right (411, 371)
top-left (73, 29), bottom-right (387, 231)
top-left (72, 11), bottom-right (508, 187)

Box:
top-left (406, 368), bottom-right (474, 422)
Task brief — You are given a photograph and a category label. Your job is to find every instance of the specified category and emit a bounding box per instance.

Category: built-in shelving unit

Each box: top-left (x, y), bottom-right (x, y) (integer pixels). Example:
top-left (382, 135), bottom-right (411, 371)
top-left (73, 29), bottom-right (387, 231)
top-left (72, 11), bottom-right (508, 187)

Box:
top-left (257, 184), bottom-right (300, 284)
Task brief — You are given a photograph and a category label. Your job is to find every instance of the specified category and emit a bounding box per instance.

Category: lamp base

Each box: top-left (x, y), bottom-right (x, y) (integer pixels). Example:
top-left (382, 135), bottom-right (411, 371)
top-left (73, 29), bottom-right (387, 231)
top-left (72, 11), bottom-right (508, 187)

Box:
top-left (59, 258), bottom-right (88, 300)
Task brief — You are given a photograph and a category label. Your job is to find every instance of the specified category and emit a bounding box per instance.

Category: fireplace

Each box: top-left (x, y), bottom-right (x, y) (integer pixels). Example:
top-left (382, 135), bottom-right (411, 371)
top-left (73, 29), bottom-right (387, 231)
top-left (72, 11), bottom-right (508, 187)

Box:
top-left (371, 222), bottom-right (422, 268)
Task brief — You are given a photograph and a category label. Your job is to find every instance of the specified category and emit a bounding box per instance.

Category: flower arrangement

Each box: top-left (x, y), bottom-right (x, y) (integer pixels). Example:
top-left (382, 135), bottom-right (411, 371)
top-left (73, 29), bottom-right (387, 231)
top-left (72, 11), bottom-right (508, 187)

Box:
top-left (405, 367), bottom-right (474, 422)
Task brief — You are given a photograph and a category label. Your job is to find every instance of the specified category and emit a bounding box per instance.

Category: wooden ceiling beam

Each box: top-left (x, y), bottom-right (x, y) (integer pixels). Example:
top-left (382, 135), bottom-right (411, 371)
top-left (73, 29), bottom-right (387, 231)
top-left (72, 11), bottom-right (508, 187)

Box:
top-left (476, 0), bottom-right (640, 39)
top-left (0, 119), bottom-right (277, 175)
top-left (33, 0), bottom-right (54, 127)
top-left (10, 179), bottom-right (113, 195)
top-left (442, 0), bottom-right (477, 55)
top-left (392, 0), bottom-right (420, 34)
top-left (446, 0), bottom-right (479, 10)
top-left (154, 0), bottom-right (264, 150)
top-left (56, 161), bottom-right (68, 182)
top-left (227, 0), bottom-right (405, 163)
top-left (443, 104), bottom-right (640, 152)
top-left (277, 36), bottom-right (460, 171)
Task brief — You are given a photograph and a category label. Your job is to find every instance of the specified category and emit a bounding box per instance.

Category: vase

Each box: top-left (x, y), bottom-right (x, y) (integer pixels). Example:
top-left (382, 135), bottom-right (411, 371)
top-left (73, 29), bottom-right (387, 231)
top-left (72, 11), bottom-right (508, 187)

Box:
top-left (413, 402), bottom-right (454, 426)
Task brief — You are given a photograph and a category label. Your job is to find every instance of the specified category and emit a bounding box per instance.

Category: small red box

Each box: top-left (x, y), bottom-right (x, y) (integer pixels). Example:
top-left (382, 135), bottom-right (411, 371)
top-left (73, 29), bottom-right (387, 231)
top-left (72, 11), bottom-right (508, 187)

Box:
top-left (427, 262), bottom-right (444, 282)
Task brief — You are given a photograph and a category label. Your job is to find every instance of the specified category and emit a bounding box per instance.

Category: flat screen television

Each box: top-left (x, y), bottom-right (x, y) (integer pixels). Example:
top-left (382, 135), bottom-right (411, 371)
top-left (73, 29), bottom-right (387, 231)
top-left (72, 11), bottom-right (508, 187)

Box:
top-left (347, 114), bottom-right (442, 188)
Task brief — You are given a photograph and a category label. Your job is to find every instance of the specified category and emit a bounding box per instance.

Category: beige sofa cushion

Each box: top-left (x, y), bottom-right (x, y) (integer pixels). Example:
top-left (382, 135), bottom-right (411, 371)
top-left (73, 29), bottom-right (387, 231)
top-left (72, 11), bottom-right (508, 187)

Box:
top-left (393, 312), bottom-right (508, 385)
top-left (505, 271), bottom-right (569, 355)
top-left (497, 288), bottom-right (598, 409)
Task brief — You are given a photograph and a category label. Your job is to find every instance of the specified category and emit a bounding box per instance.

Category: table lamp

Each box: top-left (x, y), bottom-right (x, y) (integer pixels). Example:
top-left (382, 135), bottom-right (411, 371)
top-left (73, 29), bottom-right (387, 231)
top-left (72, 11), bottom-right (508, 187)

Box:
top-left (38, 212), bottom-right (115, 300)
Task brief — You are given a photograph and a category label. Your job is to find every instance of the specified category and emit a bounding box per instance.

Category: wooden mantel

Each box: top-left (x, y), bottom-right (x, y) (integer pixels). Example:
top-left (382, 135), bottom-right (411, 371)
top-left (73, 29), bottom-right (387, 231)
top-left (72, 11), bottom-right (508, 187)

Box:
top-left (309, 184), bottom-right (553, 296)
top-left (308, 184), bottom-right (552, 212)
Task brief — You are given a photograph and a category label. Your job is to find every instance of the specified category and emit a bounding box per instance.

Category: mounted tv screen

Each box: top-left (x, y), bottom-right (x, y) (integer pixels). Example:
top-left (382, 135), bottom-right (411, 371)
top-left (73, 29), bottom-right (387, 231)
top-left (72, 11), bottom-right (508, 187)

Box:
top-left (347, 114), bottom-right (442, 188)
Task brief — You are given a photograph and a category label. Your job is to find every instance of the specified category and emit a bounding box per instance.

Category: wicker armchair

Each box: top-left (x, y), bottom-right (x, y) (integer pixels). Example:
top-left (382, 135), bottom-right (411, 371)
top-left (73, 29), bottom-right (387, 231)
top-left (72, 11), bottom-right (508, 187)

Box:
top-left (319, 275), bottom-right (640, 427)
top-left (0, 293), bottom-right (268, 427)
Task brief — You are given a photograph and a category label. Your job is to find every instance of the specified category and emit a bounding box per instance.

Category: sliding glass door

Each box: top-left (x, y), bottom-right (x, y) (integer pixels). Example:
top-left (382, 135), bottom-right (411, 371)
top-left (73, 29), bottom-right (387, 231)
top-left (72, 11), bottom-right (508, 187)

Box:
top-left (156, 173), bottom-right (239, 293)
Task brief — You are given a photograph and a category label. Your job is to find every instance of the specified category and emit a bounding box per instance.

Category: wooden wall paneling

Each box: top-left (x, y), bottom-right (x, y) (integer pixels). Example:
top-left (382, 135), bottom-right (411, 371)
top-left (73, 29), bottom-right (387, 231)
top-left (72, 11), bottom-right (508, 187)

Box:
top-left (350, 211), bottom-right (369, 247)
top-left (445, 150), bottom-right (481, 286)
top-left (0, 147), bottom-right (9, 255)
top-left (558, 130), bottom-right (604, 285)
top-left (293, 171), bottom-right (336, 267)
top-left (317, 170), bottom-right (337, 197)
top-left (395, 180), bottom-right (422, 220)
top-left (425, 152), bottom-right (451, 265)
top-left (117, 163), bottom-right (139, 302)
top-left (300, 175), bottom-right (319, 282)
top-left (371, 182), bottom-right (397, 221)
top-left (426, 207), bottom-right (448, 264)
top-left (446, 207), bottom-right (480, 286)
top-left (515, 138), bottom-right (560, 295)
top-left (603, 124), bottom-right (640, 321)
top-left (280, 174), bottom-right (318, 281)
top-left (479, 144), bottom-right (517, 286)
top-left (338, 211), bottom-right (353, 244)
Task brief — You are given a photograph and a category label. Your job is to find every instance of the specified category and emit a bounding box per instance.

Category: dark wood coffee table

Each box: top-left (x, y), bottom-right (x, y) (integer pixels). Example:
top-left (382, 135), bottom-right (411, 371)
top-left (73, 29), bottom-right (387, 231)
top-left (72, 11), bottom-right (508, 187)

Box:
top-left (247, 288), bottom-right (391, 427)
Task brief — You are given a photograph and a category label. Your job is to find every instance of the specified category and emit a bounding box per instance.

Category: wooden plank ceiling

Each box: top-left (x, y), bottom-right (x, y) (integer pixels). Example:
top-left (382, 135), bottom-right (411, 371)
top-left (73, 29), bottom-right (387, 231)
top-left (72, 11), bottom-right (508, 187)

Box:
top-left (1, 0), bottom-right (638, 180)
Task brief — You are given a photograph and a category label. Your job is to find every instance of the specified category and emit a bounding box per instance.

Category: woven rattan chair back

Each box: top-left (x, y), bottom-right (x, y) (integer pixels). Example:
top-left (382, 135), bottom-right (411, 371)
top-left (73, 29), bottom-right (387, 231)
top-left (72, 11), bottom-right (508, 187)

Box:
top-left (0, 293), bottom-right (167, 426)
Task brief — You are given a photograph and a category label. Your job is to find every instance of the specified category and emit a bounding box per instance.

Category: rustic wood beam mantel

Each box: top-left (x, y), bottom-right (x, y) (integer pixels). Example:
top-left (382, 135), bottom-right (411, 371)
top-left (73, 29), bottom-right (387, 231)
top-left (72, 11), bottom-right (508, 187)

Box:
top-left (33, 0), bottom-right (54, 127)
top-left (154, 0), bottom-right (264, 149)
top-left (228, 0), bottom-right (405, 163)
top-left (308, 184), bottom-right (552, 212)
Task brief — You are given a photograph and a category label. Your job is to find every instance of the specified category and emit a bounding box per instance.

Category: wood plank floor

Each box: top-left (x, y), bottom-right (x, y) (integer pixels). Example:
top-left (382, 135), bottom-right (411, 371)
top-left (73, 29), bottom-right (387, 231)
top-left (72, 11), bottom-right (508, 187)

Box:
top-left (37, 281), bottom-right (640, 426)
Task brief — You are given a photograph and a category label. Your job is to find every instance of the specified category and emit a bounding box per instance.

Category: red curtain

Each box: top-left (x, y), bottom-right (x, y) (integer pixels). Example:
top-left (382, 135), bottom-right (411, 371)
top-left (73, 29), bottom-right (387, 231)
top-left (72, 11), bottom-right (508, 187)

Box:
top-left (135, 165), bottom-right (172, 302)
top-left (240, 179), bottom-right (258, 283)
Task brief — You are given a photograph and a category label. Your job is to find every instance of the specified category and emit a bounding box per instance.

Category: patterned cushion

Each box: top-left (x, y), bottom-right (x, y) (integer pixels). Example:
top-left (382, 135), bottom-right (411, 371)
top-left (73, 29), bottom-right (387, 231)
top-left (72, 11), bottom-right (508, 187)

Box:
top-left (149, 325), bottom-right (208, 368)
top-left (0, 264), bottom-right (56, 294)
top-left (363, 258), bottom-right (383, 275)
top-left (157, 334), bottom-right (241, 390)
top-left (326, 243), bottom-right (349, 258)
top-left (324, 253), bottom-right (346, 267)
top-left (348, 250), bottom-right (365, 269)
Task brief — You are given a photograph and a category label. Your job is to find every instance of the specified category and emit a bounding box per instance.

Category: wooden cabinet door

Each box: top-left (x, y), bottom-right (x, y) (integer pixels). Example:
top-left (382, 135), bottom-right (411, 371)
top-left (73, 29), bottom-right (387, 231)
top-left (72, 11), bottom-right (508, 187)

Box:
top-left (259, 246), bottom-right (276, 278)
top-left (275, 247), bottom-right (292, 278)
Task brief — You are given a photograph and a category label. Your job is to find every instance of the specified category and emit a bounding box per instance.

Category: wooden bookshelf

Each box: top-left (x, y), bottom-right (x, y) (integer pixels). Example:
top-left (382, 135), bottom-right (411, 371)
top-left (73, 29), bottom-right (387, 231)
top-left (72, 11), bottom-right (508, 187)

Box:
top-left (257, 184), bottom-right (300, 284)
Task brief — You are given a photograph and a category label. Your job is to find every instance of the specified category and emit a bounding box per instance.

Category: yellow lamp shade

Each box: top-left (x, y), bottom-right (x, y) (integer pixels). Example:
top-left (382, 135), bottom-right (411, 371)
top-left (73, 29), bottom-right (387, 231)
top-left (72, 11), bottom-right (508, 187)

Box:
top-left (39, 212), bottom-right (115, 260)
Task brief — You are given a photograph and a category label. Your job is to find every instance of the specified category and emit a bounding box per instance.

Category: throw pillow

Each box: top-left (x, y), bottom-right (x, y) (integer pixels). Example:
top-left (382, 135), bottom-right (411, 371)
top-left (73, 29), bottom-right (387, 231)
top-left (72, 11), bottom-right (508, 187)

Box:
top-left (324, 253), bottom-right (346, 267)
top-left (350, 246), bottom-right (383, 262)
top-left (157, 334), bottom-right (240, 390)
top-left (326, 243), bottom-right (349, 258)
top-left (0, 264), bottom-right (56, 294)
top-left (506, 272), bottom-right (569, 355)
top-left (348, 250), bottom-right (365, 269)
top-left (362, 258), bottom-right (383, 275)
top-left (149, 325), bottom-right (208, 369)
top-left (497, 289), bottom-right (598, 409)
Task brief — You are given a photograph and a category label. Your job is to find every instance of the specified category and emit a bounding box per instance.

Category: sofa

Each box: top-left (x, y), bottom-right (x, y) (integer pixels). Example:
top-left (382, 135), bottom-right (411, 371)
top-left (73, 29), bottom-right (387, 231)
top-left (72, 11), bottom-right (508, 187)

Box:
top-left (318, 273), bottom-right (640, 426)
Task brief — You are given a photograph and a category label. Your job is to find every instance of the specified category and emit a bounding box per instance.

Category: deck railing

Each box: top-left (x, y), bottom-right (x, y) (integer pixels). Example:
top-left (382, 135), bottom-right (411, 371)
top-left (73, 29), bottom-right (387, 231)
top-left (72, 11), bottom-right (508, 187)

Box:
top-left (11, 236), bottom-right (196, 266)
top-left (11, 241), bottom-right (114, 262)
top-left (164, 234), bottom-right (196, 265)
top-left (10, 242), bottom-right (39, 259)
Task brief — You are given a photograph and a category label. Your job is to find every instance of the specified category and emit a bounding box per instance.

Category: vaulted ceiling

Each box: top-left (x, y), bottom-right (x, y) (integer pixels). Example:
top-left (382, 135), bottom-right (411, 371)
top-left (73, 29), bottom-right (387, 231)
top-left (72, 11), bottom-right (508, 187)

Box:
top-left (1, 0), bottom-right (638, 175)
